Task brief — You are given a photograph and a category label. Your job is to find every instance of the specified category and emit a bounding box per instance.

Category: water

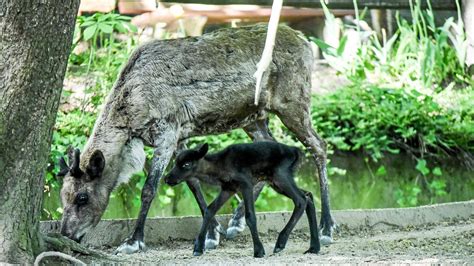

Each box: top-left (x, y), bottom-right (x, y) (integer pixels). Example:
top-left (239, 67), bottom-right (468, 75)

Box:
top-left (42, 153), bottom-right (473, 220)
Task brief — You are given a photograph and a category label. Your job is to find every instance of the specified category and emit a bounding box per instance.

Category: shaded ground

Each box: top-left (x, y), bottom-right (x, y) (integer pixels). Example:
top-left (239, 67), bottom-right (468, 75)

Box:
top-left (92, 218), bottom-right (473, 264)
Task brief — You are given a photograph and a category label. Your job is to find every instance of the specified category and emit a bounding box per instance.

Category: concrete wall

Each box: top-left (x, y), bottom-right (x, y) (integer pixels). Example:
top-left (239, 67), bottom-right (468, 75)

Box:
top-left (40, 200), bottom-right (473, 248)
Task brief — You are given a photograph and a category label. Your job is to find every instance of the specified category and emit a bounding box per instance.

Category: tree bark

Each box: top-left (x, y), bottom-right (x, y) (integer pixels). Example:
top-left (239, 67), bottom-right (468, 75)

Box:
top-left (0, 0), bottom-right (80, 263)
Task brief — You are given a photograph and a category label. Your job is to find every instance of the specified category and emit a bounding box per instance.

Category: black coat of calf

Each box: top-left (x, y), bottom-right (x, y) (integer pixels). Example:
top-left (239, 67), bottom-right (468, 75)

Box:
top-left (164, 141), bottom-right (320, 258)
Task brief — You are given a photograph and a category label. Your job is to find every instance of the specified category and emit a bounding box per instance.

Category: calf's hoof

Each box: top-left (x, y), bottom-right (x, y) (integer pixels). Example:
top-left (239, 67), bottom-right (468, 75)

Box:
top-left (254, 249), bottom-right (265, 258)
top-left (273, 246), bottom-right (285, 254)
top-left (193, 250), bottom-right (203, 256)
top-left (226, 216), bottom-right (245, 239)
top-left (114, 239), bottom-right (145, 255)
top-left (205, 223), bottom-right (224, 250)
top-left (304, 247), bottom-right (320, 254)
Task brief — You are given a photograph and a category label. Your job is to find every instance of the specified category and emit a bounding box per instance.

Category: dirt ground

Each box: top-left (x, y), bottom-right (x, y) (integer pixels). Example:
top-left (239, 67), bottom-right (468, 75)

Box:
top-left (87, 218), bottom-right (474, 264)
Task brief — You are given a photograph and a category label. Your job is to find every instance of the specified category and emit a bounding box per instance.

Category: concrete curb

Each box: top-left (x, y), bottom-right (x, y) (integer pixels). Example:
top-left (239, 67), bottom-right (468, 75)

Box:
top-left (40, 200), bottom-right (474, 247)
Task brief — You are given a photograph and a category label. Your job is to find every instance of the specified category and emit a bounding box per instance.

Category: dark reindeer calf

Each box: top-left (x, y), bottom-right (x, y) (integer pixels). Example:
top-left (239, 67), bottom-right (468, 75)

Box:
top-left (164, 141), bottom-right (320, 258)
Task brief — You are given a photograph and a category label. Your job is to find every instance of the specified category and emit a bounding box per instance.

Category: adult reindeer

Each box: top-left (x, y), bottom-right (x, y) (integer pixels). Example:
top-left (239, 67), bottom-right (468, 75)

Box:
top-left (58, 24), bottom-right (335, 254)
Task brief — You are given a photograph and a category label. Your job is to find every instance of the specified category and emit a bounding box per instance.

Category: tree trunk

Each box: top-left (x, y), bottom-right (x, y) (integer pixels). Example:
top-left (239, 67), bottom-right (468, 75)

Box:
top-left (463, 0), bottom-right (474, 74)
top-left (0, 0), bottom-right (80, 263)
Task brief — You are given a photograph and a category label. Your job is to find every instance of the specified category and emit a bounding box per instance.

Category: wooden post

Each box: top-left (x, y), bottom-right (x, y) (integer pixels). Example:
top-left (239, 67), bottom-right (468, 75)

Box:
top-left (463, 0), bottom-right (474, 74)
top-left (370, 9), bottom-right (383, 39)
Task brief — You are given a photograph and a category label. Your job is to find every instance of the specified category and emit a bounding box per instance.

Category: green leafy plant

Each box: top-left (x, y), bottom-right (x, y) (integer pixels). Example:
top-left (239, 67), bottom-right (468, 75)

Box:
top-left (395, 183), bottom-right (422, 207)
top-left (311, 84), bottom-right (473, 162)
top-left (312, 0), bottom-right (469, 91)
top-left (75, 13), bottom-right (137, 70)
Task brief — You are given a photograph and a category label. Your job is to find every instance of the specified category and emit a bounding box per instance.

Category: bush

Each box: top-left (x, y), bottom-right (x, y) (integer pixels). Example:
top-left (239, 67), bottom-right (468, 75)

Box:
top-left (311, 84), bottom-right (473, 162)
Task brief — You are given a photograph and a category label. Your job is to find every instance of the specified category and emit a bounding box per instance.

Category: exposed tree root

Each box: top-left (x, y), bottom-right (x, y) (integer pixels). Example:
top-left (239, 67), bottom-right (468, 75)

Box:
top-left (35, 233), bottom-right (122, 264)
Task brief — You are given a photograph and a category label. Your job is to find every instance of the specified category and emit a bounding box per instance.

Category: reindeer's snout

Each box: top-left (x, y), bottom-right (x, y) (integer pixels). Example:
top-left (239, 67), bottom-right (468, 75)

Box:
top-left (60, 223), bottom-right (84, 242)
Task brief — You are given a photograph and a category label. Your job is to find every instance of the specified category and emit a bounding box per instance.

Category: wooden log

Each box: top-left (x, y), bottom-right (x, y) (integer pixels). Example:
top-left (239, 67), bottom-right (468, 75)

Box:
top-left (131, 5), bottom-right (354, 27)
top-left (159, 0), bottom-right (457, 10)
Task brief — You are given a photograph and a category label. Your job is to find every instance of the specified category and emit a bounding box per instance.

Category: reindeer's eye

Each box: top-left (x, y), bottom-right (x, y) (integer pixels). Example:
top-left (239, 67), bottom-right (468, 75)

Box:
top-left (75, 193), bottom-right (89, 206)
top-left (182, 162), bottom-right (192, 169)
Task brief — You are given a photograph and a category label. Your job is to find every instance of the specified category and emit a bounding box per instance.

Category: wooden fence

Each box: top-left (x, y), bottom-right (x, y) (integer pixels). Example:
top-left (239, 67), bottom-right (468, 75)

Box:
top-left (159, 0), bottom-right (458, 10)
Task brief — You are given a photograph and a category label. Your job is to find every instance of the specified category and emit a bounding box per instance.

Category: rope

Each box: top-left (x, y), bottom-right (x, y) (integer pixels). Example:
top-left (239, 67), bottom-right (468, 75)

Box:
top-left (34, 251), bottom-right (86, 266)
top-left (253, 0), bottom-right (283, 105)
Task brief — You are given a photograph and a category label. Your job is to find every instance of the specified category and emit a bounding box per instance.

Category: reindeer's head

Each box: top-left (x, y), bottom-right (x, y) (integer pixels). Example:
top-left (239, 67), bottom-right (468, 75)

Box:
top-left (58, 148), bottom-right (109, 242)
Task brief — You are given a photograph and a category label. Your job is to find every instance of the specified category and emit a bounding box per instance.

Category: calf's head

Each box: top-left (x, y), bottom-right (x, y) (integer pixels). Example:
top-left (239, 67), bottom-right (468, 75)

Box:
top-left (164, 144), bottom-right (208, 186)
top-left (58, 148), bottom-right (108, 242)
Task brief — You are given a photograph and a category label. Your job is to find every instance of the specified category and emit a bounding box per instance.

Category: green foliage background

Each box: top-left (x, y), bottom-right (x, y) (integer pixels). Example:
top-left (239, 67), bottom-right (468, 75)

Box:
top-left (42, 6), bottom-right (473, 220)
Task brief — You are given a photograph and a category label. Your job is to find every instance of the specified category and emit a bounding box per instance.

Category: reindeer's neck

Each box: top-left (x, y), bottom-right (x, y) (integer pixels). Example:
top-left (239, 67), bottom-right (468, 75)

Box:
top-left (81, 121), bottom-right (133, 191)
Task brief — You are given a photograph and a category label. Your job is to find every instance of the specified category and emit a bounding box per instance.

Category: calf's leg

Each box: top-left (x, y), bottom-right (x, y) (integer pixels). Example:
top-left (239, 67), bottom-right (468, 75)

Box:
top-left (300, 189), bottom-right (320, 254)
top-left (186, 179), bottom-right (224, 250)
top-left (227, 181), bottom-right (265, 239)
top-left (271, 172), bottom-right (307, 253)
top-left (275, 108), bottom-right (336, 245)
top-left (194, 189), bottom-right (235, 256)
top-left (227, 119), bottom-right (274, 239)
top-left (178, 140), bottom-right (223, 249)
top-left (241, 182), bottom-right (266, 258)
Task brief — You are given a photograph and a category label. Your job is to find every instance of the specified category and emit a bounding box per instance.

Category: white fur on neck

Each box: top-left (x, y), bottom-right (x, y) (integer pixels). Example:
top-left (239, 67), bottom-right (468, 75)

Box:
top-left (116, 138), bottom-right (146, 186)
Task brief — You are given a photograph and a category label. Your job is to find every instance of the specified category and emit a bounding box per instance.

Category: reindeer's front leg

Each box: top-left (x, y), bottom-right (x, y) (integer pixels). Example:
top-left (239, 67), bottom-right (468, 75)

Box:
top-left (115, 139), bottom-right (177, 254)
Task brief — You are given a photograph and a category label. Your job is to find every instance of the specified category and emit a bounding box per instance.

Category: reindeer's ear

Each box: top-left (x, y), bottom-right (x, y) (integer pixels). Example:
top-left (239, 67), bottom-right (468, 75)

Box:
top-left (66, 147), bottom-right (83, 178)
top-left (66, 146), bottom-right (75, 166)
top-left (195, 143), bottom-right (208, 159)
top-left (57, 157), bottom-right (69, 177)
top-left (86, 150), bottom-right (105, 178)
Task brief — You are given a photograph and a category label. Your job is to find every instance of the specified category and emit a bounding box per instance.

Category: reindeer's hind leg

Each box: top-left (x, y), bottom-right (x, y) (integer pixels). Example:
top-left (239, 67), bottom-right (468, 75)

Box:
top-left (226, 119), bottom-right (274, 239)
top-left (273, 98), bottom-right (336, 245)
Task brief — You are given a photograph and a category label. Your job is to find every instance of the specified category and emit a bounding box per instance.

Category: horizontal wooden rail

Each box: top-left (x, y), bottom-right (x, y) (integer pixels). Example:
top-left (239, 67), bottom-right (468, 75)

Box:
top-left (159, 0), bottom-right (457, 10)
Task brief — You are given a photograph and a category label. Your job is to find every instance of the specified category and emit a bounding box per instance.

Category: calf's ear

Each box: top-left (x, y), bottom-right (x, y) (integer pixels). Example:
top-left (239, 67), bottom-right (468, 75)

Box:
top-left (86, 150), bottom-right (105, 179)
top-left (196, 143), bottom-right (209, 159)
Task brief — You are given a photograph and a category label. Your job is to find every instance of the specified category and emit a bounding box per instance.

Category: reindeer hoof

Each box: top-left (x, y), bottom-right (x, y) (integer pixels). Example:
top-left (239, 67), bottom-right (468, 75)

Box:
top-left (205, 223), bottom-right (224, 250)
top-left (226, 217), bottom-right (245, 239)
top-left (193, 251), bottom-right (203, 256)
top-left (304, 247), bottom-right (320, 254)
top-left (320, 235), bottom-right (333, 246)
top-left (114, 239), bottom-right (145, 255)
top-left (320, 221), bottom-right (336, 246)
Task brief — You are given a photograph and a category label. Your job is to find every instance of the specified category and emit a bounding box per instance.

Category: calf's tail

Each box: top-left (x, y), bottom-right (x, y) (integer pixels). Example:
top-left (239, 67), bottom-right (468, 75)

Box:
top-left (289, 147), bottom-right (304, 174)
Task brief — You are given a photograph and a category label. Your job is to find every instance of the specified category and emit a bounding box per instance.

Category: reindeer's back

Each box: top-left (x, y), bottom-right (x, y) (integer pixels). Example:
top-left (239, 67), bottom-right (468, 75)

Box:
top-left (100, 24), bottom-right (313, 145)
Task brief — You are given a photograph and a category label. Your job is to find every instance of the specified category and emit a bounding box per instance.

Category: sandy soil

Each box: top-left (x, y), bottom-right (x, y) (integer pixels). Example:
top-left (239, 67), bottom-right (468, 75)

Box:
top-left (90, 218), bottom-right (474, 265)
